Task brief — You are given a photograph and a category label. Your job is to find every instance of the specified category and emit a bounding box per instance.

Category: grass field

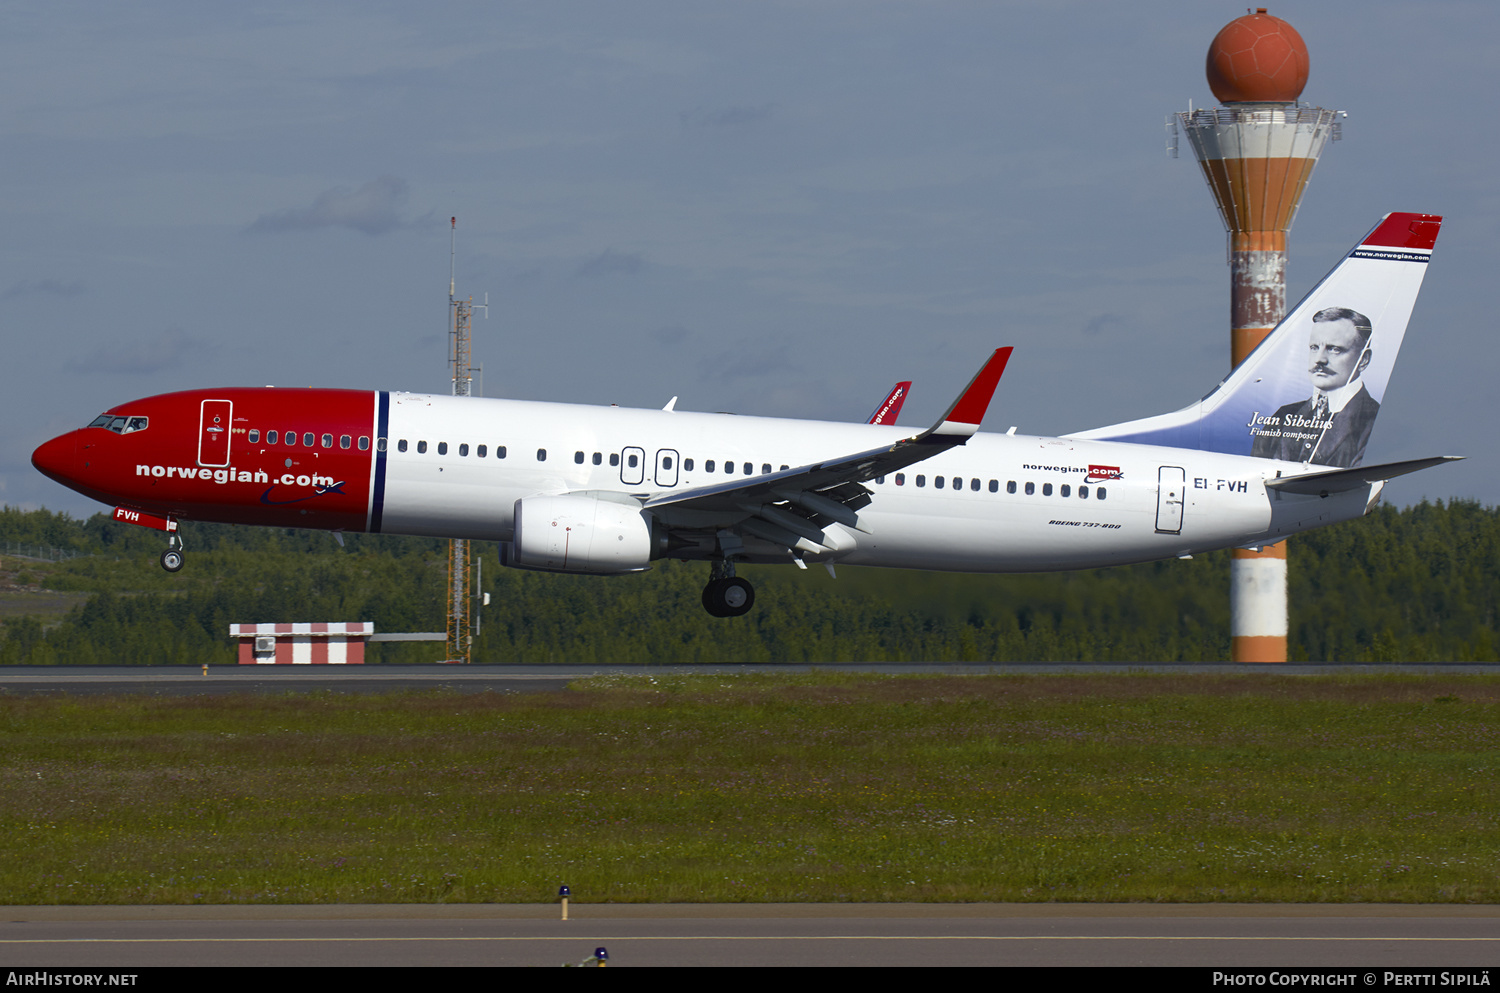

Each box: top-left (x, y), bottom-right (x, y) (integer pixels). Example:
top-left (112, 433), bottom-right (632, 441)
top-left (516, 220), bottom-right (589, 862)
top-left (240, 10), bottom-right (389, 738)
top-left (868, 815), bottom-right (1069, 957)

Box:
top-left (1, 672), bottom-right (1497, 905)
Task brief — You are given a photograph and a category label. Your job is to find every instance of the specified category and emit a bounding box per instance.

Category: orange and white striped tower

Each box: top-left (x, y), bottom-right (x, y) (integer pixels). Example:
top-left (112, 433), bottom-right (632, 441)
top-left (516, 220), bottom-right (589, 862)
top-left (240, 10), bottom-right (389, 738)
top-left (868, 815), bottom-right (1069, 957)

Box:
top-left (1174, 9), bottom-right (1342, 662)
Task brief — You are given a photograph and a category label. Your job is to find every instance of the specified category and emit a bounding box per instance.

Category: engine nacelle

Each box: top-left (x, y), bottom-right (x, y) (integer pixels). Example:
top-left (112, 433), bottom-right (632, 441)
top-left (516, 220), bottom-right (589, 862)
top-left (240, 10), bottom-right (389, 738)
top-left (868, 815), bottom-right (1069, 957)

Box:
top-left (510, 494), bottom-right (654, 574)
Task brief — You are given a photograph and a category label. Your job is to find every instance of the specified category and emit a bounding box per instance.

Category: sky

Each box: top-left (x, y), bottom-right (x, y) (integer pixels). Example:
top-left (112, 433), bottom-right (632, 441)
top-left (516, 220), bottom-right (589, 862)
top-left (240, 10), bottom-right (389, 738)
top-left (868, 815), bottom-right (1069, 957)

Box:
top-left (5, 0), bottom-right (1497, 517)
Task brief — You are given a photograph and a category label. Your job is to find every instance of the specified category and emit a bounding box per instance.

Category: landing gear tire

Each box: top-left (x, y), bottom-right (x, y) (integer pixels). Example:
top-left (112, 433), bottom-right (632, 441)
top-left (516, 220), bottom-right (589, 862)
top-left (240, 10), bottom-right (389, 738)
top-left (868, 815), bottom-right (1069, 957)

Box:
top-left (702, 577), bottom-right (754, 617)
top-left (160, 548), bottom-right (184, 573)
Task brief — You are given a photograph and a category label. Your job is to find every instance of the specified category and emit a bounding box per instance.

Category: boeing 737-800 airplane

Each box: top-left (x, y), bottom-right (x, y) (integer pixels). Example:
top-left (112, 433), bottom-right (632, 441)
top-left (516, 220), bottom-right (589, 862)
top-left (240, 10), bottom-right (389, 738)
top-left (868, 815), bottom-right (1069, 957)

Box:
top-left (32, 213), bottom-right (1457, 616)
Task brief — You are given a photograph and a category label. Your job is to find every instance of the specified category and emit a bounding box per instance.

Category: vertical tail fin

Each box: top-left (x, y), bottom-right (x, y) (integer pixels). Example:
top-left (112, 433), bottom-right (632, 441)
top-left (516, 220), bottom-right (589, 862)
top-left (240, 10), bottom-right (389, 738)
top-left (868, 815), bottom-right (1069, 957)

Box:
top-left (1072, 212), bottom-right (1442, 468)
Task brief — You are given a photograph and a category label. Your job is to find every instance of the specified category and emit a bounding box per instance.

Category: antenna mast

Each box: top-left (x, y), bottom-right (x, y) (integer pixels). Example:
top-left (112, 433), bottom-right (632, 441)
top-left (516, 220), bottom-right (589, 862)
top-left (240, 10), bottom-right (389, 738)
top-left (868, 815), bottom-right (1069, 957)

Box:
top-left (445, 217), bottom-right (487, 662)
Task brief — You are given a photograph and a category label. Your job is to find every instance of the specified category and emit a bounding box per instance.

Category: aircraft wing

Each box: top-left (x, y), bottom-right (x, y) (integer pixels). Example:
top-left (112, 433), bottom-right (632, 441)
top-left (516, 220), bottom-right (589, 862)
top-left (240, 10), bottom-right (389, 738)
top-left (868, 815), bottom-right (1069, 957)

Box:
top-left (643, 349), bottom-right (1010, 548)
top-left (866, 381), bottom-right (912, 425)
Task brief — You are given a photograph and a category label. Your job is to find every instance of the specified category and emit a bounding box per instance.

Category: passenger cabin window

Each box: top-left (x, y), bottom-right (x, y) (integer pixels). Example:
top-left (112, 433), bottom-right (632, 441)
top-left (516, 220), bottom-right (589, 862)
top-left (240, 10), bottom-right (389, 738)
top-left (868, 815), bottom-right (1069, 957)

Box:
top-left (497, 446), bottom-right (507, 459)
top-left (916, 475), bottom-right (926, 487)
top-left (321, 434), bottom-right (333, 449)
top-left (706, 460), bottom-right (716, 472)
top-left (934, 476), bottom-right (944, 489)
top-left (1079, 486), bottom-right (1089, 499)
top-left (593, 453), bottom-right (602, 465)
top-left (627, 453), bottom-right (638, 468)
top-left (989, 480), bottom-right (999, 493)
top-left (537, 449), bottom-right (547, 461)
top-left (398, 439), bottom-right (408, 452)
top-left (742, 462), bottom-right (752, 475)
top-left (249, 429), bottom-right (260, 443)
top-left (285, 431), bottom-right (295, 445)
top-left (1025, 482), bottom-right (1035, 495)
top-left (341, 435), bottom-right (351, 449)
top-left (761, 463), bottom-right (771, 475)
top-left (437, 442), bottom-right (448, 455)
top-left (417, 441), bottom-right (427, 454)
top-left (303, 433), bottom-right (315, 447)
top-left (895, 473), bottom-right (905, 485)
top-left (574, 451), bottom-right (584, 464)
top-left (1097, 487), bottom-right (1108, 500)
top-left (476, 444), bottom-right (486, 457)
top-left (458, 443), bottom-right (468, 456)
top-left (1006, 481), bottom-right (1015, 493)
top-left (360, 437), bottom-right (371, 451)
top-left (267, 430), bottom-right (278, 444)
top-left (608, 452), bottom-right (617, 466)
top-left (376, 438), bottom-right (386, 452)
top-left (1060, 484), bottom-right (1070, 498)
top-left (684, 458), bottom-right (694, 471)
top-left (1043, 483), bottom-right (1053, 496)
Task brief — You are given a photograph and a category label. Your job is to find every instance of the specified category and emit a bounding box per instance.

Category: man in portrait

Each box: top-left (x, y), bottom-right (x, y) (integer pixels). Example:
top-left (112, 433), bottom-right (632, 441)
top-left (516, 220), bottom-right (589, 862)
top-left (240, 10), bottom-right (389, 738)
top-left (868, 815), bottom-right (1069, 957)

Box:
top-left (1250, 307), bottom-right (1379, 467)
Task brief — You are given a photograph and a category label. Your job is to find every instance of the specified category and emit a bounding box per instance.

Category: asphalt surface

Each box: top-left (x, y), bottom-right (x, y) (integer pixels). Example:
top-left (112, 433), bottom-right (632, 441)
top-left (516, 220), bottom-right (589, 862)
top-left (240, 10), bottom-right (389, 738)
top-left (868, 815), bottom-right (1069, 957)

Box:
top-left (3, 904), bottom-right (1499, 968)
top-left (3, 663), bottom-right (1498, 696)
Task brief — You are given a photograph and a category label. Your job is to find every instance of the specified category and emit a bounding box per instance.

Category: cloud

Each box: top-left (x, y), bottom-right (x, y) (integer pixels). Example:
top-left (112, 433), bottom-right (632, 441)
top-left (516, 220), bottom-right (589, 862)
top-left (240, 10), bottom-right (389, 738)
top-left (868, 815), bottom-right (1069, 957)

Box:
top-left (652, 325), bottom-right (690, 346)
top-left (679, 104), bottom-right (775, 129)
top-left (1082, 313), bottom-right (1124, 336)
top-left (247, 176), bottom-right (415, 235)
top-left (66, 328), bottom-right (217, 375)
top-left (697, 344), bottom-right (796, 383)
top-left (2, 279), bottom-right (85, 301)
top-left (575, 248), bottom-right (644, 278)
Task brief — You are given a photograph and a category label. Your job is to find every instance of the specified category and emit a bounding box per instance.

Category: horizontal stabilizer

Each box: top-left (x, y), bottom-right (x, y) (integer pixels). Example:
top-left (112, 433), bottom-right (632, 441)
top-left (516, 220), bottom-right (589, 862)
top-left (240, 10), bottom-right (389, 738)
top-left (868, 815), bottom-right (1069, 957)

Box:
top-left (1265, 456), bottom-right (1463, 496)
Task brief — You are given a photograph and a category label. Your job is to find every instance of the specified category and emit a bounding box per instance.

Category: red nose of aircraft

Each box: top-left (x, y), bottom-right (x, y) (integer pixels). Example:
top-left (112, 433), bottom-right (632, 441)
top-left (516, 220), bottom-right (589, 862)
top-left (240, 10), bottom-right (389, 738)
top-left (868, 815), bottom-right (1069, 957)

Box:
top-left (31, 431), bottom-right (79, 488)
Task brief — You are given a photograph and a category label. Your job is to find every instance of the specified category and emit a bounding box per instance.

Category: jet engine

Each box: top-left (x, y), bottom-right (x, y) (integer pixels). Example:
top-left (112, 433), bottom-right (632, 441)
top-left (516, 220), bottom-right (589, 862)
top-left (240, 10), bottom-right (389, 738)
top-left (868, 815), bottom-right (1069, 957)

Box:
top-left (510, 494), bottom-right (656, 574)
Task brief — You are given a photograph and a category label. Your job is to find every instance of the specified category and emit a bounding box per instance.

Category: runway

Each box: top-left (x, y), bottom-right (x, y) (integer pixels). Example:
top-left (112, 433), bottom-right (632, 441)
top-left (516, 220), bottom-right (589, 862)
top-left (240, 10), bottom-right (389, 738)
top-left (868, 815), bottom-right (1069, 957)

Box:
top-left (3, 904), bottom-right (1499, 968)
top-left (3, 662), bottom-right (1497, 697)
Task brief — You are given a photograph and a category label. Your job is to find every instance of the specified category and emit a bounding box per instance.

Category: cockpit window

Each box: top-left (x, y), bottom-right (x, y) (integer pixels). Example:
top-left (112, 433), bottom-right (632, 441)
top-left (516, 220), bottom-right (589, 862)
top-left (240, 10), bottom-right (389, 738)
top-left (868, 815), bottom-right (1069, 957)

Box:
top-left (87, 414), bottom-right (148, 434)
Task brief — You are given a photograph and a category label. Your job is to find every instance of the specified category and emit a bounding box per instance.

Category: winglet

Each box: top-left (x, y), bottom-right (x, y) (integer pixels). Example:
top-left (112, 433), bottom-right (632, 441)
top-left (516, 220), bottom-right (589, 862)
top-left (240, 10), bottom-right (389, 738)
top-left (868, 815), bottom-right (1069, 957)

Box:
top-left (928, 347), bottom-right (1012, 438)
top-left (866, 381), bottom-right (912, 425)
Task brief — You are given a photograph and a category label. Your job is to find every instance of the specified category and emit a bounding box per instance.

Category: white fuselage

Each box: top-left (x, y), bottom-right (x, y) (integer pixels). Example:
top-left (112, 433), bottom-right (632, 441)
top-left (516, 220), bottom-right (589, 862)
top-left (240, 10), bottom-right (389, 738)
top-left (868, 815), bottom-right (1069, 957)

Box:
top-left (376, 393), bottom-right (1373, 571)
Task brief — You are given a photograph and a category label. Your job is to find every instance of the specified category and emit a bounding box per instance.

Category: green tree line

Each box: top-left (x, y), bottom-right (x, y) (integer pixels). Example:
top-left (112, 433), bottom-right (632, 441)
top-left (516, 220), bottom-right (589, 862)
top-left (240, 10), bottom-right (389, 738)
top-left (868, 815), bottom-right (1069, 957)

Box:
top-left (1, 500), bottom-right (1496, 663)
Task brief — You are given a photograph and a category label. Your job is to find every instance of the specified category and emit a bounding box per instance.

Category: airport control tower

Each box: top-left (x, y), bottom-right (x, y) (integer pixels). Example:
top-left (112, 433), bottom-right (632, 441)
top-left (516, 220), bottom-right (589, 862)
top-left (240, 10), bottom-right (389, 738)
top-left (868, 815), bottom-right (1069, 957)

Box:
top-left (1174, 9), bottom-right (1342, 663)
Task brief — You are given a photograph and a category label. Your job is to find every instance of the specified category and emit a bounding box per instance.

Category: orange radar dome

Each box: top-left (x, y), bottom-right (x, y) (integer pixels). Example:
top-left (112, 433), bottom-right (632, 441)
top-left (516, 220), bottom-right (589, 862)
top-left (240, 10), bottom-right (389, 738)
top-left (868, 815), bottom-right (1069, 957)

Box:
top-left (1206, 8), bottom-right (1309, 103)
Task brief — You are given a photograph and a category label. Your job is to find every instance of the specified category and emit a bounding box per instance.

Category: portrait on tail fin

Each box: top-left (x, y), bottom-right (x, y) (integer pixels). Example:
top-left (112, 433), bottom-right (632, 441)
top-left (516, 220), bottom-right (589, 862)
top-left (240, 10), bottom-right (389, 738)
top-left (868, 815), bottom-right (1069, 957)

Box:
top-left (1249, 307), bottom-right (1378, 467)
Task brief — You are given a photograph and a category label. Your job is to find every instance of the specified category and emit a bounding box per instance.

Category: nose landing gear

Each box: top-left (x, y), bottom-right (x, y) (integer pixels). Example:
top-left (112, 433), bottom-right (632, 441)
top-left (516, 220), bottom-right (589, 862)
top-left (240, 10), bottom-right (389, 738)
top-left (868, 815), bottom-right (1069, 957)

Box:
top-left (702, 559), bottom-right (754, 617)
top-left (159, 533), bottom-right (184, 573)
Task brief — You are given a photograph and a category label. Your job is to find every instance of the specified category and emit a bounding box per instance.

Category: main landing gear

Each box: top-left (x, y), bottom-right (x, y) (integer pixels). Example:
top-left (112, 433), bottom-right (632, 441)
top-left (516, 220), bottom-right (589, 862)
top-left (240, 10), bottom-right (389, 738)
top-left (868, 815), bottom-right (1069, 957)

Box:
top-left (159, 533), bottom-right (184, 573)
top-left (702, 560), bottom-right (754, 617)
